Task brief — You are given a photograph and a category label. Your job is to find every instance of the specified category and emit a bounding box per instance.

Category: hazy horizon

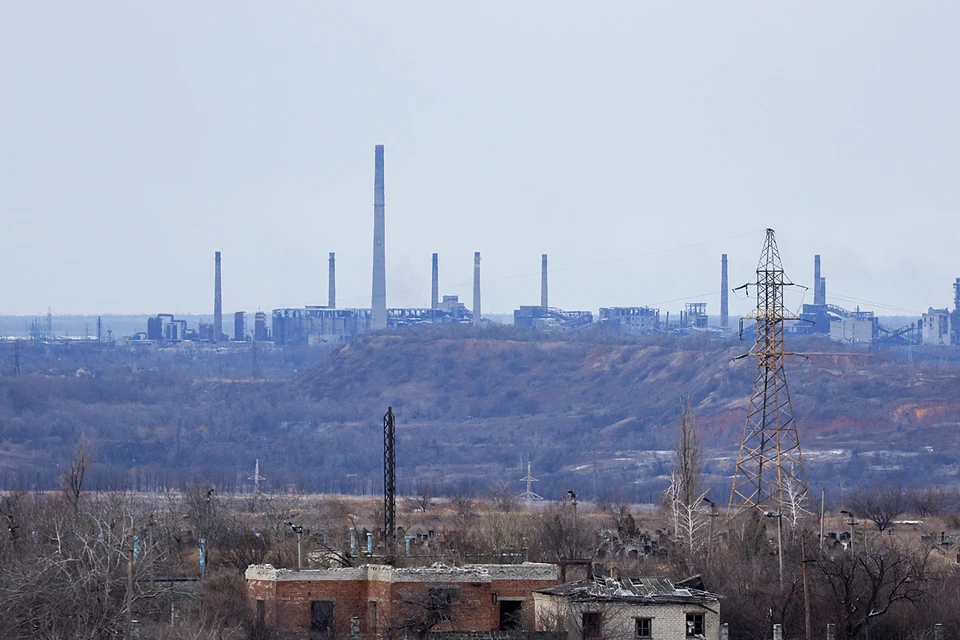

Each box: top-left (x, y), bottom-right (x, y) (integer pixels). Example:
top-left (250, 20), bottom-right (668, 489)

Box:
top-left (2, 3), bottom-right (959, 318)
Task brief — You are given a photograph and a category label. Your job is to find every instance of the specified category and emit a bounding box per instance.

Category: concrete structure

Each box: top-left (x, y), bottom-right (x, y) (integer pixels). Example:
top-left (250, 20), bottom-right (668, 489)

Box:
top-left (829, 310), bottom-right (878, 344)
top-left (214, 251), bottom-right (223, 343)
top-left (254, 311), bottom-right (269, 341)
top-left (598, 307), bottom-right (660, 335)
top-left (432, 253), bottom-right (439, 310)
top-left (922, 307), bottom-right (951, 345)
top-left (683, 303), bottom-right (708, 329)
top-left (147, 314), bottom-right (189, 341)
top-left (514, 306), bottom-right (593, 331)
top-left (371, 145), bottom-right (387, 330)
top-left (272, 304), bottom-right (474, 345)
top-left (473, 252), bottom-right (481, 326)
top-left (328, 252), bottom-right (336, 310)
top-left (541, 254), bottom-right (548, 310)
top-left (814, 255), bottom-right (824, 306)
top-left (246, 563), bottom-right (558, 638)
top-left (234, 311), bottom-right (246, 342)
top-left (720, 254), bottom-right (729, 329)
top-left (533, 576), bottom-right (721, 640)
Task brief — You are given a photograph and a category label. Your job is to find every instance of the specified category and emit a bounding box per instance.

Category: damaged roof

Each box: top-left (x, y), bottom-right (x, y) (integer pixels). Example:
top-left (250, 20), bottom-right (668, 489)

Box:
top-left (535, 576), bottom-right (720, 606)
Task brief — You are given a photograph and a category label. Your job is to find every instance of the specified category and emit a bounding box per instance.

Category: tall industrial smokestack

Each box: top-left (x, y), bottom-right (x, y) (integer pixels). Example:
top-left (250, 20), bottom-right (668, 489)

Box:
top-left (371, 145), bottom-right (387, 329)
top-left (814, 255), bottom-right (823, 305)
top-left (820, 277), bottom-right (827, 305)
top-left (473, 252), bottom-right (481, 326)
top-left (214, 251), bottom-right (222, 343)
top-left (328, 252), bottom-right (336, 309)
top-left (541, 254), bottom-right (548, 310)
top-left (431, 253), bottom-right (439, 310)
top-left (720, 254), bottom-right (729, 328)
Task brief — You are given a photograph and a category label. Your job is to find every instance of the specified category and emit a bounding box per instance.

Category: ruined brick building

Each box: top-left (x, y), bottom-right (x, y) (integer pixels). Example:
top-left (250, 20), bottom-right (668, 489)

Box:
top-left (246, 562), bottom-right (559, 638)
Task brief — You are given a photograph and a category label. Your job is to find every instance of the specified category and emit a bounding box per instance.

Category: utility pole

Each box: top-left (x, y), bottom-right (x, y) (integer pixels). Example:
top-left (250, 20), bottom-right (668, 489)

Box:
top-left (703, 497), bottom-right (718, 573)
top-left (286, 521), bottom-right (304, 570)
top-left (801, 532), bottom-right (813, 640)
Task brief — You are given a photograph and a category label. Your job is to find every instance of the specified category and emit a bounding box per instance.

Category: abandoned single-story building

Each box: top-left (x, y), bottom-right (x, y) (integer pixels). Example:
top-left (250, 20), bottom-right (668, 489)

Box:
top-left (533, 575), bottom-right (721, 640)
top-left (246, 562), bottom-right (559, 638)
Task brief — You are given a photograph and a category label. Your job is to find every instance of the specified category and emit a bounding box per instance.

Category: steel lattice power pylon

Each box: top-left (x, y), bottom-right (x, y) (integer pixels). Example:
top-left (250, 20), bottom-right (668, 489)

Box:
top-left (729, 229), bottom-right (809, 515)
top-left (383, 406), bottom-right (396, 550)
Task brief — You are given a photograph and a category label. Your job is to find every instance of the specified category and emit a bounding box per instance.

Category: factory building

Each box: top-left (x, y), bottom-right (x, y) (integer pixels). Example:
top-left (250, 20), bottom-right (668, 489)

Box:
top-left (682, 302), bottom-right (708, 329)
top-left (146, 314), bottom-right (190, 341)
top-left (513, 253), bottom-right (593, 331)
top-left (271, 304), bottom-right (475, 346)
top-left (829, 309), bottom-right (879, 344)
top-left (514, 306), bottom-right (593, 331)
top-left (922, 307), bottom-right (951, 345)
top-left (598, 307), bottom-right (660, 335)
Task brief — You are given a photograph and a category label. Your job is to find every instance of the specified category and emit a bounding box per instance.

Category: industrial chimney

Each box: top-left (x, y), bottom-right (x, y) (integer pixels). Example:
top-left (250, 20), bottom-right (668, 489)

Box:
top-left (214, 251), bottom-right (222, 343)
top-left (371, 145), bottom-right (387, 329)
top-left (541, 254), bottom-right (548, 310)
top-left (720, 254), bottom-right (729, 328)
top-left (820, 277), bottom-right (827, 305)
top-left (328, 252), bottom-right (336, 309)
top-left (814, 255), bottom-right (824, 305)
top-left (431, 253), bottom-right (439, 310)
top-left (473, 252), bottom-right (481, 326)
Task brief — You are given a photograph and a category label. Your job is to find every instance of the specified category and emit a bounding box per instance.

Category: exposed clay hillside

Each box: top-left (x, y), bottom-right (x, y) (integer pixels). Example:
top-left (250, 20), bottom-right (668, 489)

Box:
top-left (301, 326), bottom-right (960, 496)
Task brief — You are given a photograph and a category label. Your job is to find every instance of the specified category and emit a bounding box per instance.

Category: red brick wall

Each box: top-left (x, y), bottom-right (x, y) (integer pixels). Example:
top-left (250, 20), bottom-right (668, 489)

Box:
top-left (246, 571), bottom-right (558, 637)
top-left (491, 579), bottom-right (558, 630)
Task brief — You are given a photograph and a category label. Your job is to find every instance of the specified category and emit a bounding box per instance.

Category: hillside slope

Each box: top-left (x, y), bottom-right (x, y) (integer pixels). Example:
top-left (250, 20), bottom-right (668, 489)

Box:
top-left (302, 326), bottom-right (960, 497)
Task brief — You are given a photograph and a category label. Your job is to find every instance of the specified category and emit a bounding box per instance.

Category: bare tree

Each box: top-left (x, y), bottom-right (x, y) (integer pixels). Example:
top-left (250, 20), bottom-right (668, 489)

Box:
top-left (665, 397), bottom-right (707, 557)
top-left (814, 538), bottom-right (932, 639)
top-left (850, 486), bottom-right (904, 533)
top-left (410, 481), bottom-right (435, 513)
top-left (61, 442), bottom-right (89, 515)
top-left (906, 487), bottom-right (955, 517)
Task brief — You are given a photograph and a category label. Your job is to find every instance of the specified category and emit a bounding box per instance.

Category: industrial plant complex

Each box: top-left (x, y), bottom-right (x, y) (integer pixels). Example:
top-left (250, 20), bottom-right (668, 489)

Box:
top-left (8, 145), bottom-right (960, 350)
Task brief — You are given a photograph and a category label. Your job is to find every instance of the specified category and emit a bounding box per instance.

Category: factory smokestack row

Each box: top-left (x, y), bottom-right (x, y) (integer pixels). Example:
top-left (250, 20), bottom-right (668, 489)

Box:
top-left (214, 251), bottom-right (222, 343)
top-left (431, 253), bottom-right (439, 310)
top-left (473, 252), bottom-right (481, 326)
top-left (721, 254), bottom-right (729, 328)
top-left (328, 252), bottom-right (336, 309)
top-left (371, 145), bottom-right (387, 329)
top-left (541, 254), bottom-right (548, 310)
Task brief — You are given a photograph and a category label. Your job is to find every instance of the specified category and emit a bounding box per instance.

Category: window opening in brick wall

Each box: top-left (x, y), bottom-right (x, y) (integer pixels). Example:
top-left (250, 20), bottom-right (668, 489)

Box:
top-left (686, 613), bottom-right (705, 637)
top-left (256, 599), bottom-right (265, 625)
top-left (582, 611), bottom-right (603, 640)
top-left (499, 600), bottom-right (523, 630)
top-left (369, 601), bottom-right (377, 633)
top-left (635, 617), bottom-right (652, 638)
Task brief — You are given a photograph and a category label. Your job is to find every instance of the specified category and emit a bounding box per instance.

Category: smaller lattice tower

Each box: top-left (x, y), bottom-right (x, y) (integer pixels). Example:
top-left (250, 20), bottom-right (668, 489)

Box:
top-left (518, 458), bottom-right (543, 507)
top-left (383, 407), bottom-right (396, 550)
top-left (248, 459), bottom-right (266, 496)
top-left (729, 229), bottom-right (809, 515)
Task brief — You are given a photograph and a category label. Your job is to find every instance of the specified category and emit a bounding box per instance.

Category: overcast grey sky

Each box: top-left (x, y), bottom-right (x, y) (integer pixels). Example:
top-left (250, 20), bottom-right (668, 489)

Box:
top-left (2, 3), bottom-right (958, 318)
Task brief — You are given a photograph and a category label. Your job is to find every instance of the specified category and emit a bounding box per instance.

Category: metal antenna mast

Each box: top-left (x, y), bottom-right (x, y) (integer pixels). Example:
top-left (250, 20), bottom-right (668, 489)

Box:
top-left (729, 229), bottom-right (809, 515)
top-left (383, 406), bottom-right (396, 550)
